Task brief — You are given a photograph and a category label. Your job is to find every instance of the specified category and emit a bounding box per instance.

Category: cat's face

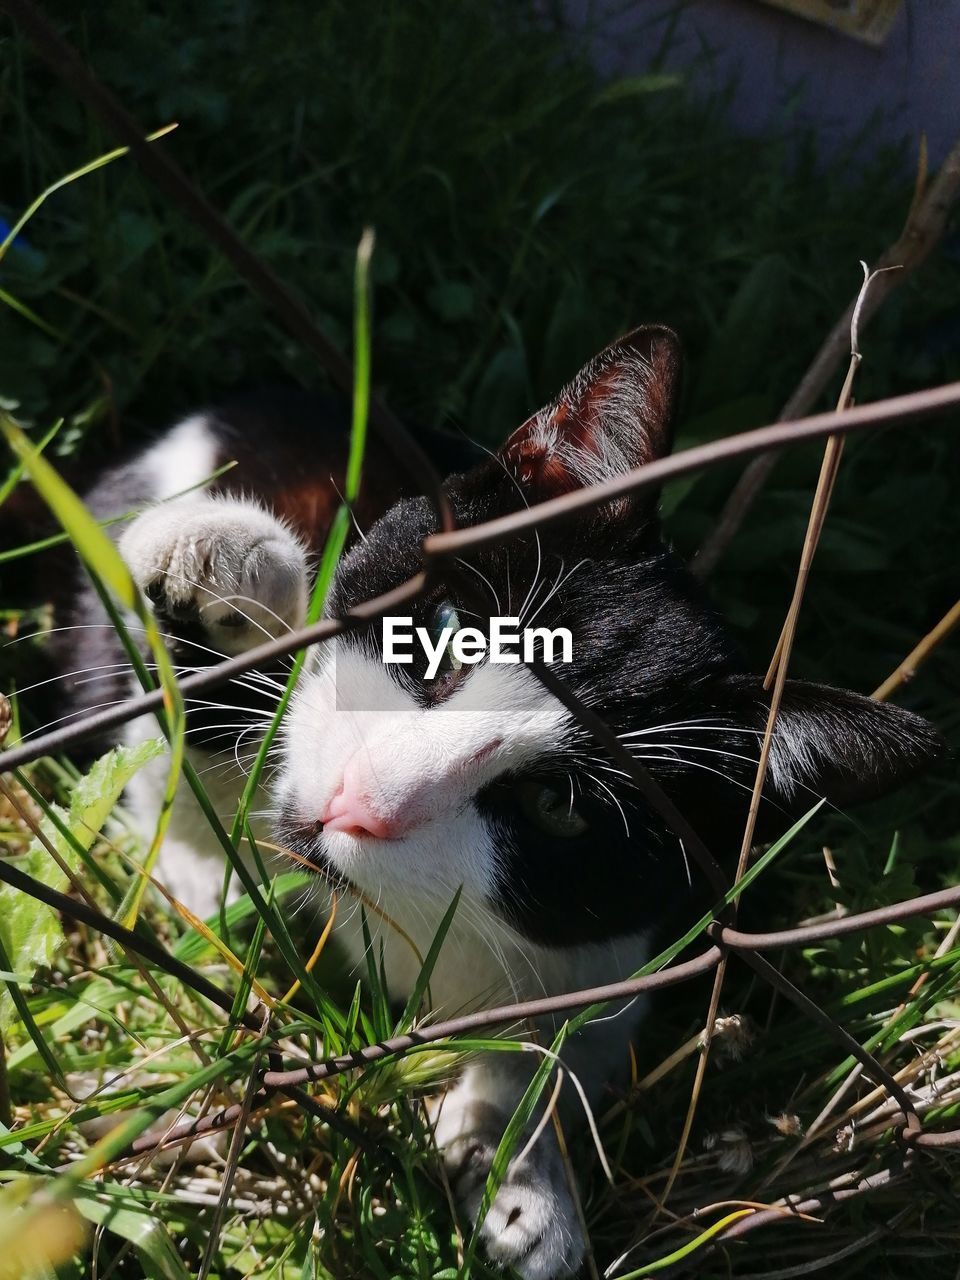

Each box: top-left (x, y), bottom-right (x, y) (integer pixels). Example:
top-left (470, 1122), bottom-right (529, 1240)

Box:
top-left (276, 327), bottom-right (939, 947)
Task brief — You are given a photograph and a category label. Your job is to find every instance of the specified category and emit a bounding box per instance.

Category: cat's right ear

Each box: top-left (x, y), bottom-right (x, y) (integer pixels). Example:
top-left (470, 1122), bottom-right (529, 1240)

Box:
top-left (497, 325), bottom-right (682, 509)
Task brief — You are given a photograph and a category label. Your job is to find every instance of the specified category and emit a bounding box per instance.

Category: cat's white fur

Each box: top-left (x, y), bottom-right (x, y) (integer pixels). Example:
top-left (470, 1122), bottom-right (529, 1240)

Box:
top-left (139, 414), bottom-right (219, 499)
top-left (120, 494), bottom-right (308, 653)
top-left (115, 416), bottom-right (652, 1279)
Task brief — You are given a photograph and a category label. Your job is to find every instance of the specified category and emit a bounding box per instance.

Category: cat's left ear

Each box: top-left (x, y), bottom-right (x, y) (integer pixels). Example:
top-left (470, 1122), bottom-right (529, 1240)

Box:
top-left (499, 325), bottom-right (682, 507)
top-left (719, 675), bottom-right (943, 810)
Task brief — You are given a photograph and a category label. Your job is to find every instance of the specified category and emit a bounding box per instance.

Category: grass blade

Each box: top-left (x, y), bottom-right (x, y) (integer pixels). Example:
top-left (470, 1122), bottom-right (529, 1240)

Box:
top-left (1, 412), bottom-right (186, 928)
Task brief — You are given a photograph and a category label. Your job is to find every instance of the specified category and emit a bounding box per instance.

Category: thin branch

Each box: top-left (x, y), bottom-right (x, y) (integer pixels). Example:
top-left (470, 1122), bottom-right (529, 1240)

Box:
top-left (716, 1158), bottom-right (911, 1243)
top-left (659, 267), bottom-right (880, 1208)
top-left (3, 0), bottom-right (958, 1248)
top-left (872, 598), bottom-right (960, 701)
top-left (726, 947), bottom-right (921, 1138)
top-left (422, 381), bottom-right (960, 557)
top-left (259, 877), bottom-right (960, 1086)
top-left (0, 852), bottom-right (260, 1032)
top-left (0, 571), bottom-right (428, 772)
top-left (4, 835), bottom-right (952, 1161)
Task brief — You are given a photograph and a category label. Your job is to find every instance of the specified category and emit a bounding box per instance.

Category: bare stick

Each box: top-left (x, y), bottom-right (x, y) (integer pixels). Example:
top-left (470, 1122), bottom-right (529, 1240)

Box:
top-left (422, 382), bottom-right (960, 558)
top-left (713, 1161), bottom-right (911, 1248)
top-left (659, 268), bottom-right (882, 1211)
top-left (0, 845), bottom-right (942, 1161)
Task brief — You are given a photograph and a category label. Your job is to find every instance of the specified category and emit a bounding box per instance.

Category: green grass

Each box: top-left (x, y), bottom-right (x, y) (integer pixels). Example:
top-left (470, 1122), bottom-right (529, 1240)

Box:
top-left (1, 1), bottom-right (959, 1276)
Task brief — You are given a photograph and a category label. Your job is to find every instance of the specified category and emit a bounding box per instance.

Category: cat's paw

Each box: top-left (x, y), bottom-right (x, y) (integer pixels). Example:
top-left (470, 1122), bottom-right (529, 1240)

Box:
top-left (120, 496), bottom-right (307, 653)
top-left (434, 1105), bottom-right (585, 1279)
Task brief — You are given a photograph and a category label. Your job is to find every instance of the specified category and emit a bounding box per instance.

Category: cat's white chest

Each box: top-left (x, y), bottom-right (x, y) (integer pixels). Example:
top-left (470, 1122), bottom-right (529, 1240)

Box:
top-left (327, 887), bottom-right (551, 1014)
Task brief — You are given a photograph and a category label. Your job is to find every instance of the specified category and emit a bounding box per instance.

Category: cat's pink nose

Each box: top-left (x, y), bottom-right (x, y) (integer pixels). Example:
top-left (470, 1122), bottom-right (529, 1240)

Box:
top-left (320, 779), bottom-right (398, 841)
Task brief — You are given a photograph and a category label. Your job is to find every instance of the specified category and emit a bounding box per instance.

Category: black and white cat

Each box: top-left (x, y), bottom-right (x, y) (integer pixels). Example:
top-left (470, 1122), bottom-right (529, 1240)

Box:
top-left (56, 326), bottom-right (938, 1278)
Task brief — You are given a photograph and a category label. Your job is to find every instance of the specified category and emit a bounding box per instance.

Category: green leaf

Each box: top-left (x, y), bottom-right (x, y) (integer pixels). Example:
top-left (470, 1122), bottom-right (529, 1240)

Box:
top-left (74, 1194), bottom-right (191, 1280)
top-left (171, 871), bottom-right (311, 964)
top-left (662, 393), bottom-right (774, 515)
top-left (468, 801), bottom-right (824, 1260)
top-left (615, 1208), bottom-right (754, 1277)
top-left (691, 254), bottom-right (790, 411)
top-left (6, 976), bottom-right (128, 1071)
top-left (592, 72), bottom-right (683, 105)
top-left (0, 420), bottom-right (61, 508)
top-left (0, 739), bottom-right (163, 1031)
top-left (0, 125), bottom-right (177, 266)
top-left (67, 738), bottom-right (164, 852)
top-left (396, 887), bottom-right (461, 1032)
top-left (469, 1031), bottom-right (566, 1256)
top-left (469, 344), bottom-right (531, 443)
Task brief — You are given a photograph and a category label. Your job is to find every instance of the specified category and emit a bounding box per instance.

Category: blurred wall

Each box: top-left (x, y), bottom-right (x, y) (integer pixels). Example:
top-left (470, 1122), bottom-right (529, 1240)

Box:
top-left (571, 1), bottom-right (959, 166)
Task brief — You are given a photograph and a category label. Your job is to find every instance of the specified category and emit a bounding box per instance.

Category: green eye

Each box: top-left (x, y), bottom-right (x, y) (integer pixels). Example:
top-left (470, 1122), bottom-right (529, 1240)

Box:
top-left (430, 601), bottom-right (462, 677)
top-left (517, 780), bottom-right (589, 838)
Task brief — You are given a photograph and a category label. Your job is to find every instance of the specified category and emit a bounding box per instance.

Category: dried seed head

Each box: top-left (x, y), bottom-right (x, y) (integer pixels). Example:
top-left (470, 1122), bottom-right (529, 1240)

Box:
top-left (834, 1123), bottom-right (856, 1154)
top-left (703, 1126), bottom-right (754, 1175)
top-left (719, 1129), bottom-right (754, 1175)
top-left (710, 1013), bottom-right (754, 1064)
top-left (767, 1112), bottom-right (804, 1138)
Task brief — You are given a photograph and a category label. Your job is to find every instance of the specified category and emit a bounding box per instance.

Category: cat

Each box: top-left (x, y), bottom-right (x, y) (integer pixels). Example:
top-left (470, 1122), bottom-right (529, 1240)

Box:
top-left (52, 325), bottom-right (939, 1278)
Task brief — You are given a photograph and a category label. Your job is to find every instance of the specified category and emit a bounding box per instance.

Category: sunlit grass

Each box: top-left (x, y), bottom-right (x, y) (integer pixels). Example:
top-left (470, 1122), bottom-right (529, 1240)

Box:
top-left (0, 2), bottom-right (958, 1276)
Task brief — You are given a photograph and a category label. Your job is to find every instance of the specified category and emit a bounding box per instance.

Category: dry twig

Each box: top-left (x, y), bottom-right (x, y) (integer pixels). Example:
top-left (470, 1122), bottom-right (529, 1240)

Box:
top-left (872, 598), bottom-right (960, 701)
top-left (658, 263), bottom-right (888, 1213)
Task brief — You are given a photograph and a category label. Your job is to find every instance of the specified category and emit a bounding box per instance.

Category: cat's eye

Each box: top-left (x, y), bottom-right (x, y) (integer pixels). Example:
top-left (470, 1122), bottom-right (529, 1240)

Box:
top-left (517, 780), bottom-right (589, 838)
top-left (429, 600), bottom-right (463, 678)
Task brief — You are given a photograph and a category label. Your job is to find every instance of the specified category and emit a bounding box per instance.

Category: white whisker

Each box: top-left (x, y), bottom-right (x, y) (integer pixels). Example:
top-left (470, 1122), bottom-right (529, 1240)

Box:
top-left (11, 661), bottom-right (134, 698)
top-left (456, 558), bottom-right (502, 617)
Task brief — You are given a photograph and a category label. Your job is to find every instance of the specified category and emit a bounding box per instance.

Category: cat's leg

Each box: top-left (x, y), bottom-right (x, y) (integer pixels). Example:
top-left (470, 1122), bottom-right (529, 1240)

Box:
top-left (424, 928), bottom-right (648, 1280)
top-left (116, 492), bottom-right (309, 915)
top-left (430, 1051), bottom-right (587, 1279)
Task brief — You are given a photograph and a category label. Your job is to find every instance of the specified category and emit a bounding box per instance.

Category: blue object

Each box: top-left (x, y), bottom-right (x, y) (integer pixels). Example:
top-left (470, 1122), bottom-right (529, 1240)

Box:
top-left (0, 216), bottom-right (44, 271)
top-left (0, 216), bottom-right (24, 246)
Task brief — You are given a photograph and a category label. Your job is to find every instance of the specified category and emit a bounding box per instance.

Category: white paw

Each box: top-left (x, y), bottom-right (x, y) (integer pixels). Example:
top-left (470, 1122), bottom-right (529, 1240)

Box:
top-left (435, 1106), bottom-right (586, 1279)
top-left (120, 496), bottom-right (307, 653)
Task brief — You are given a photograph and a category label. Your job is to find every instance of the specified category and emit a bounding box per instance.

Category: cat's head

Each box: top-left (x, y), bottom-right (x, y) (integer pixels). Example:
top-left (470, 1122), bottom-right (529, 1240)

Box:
top-left (276, 326), bottom-right (940, 946)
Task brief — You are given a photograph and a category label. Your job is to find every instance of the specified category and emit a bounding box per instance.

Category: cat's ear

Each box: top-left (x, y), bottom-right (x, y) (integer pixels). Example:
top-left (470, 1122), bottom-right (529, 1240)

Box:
top-left (718, 674), bottom-right (942, 813)
top-left (499, 325), bottom-right (682, 505)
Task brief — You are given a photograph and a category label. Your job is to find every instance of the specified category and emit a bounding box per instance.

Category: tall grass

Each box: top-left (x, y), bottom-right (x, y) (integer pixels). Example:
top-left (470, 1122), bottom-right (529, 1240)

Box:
top-left (0, 2), bottom-right (958, 1276)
